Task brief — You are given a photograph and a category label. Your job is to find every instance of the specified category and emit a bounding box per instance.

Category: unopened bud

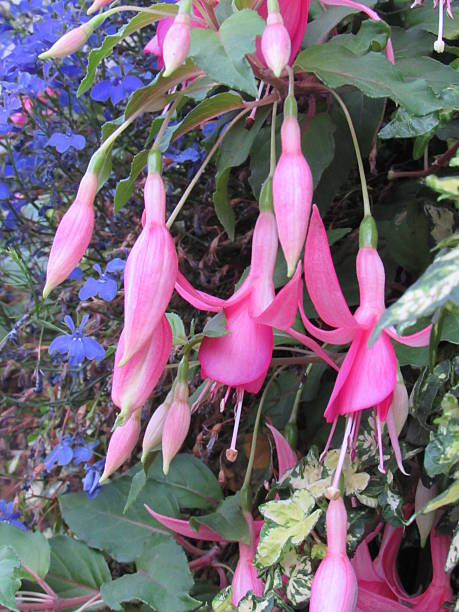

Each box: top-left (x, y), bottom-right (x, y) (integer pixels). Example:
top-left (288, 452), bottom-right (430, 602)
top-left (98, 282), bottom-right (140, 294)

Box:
top-left (39, 15), bottom-right (105, 59)
top-left (161, 381), bottom-right (191, 474)
top-left (141, 391), bottom-right (173, 462)
top-left (99, 410), bottom-right (141, 483)
top-left (162, 0), bottom-right (191, 77)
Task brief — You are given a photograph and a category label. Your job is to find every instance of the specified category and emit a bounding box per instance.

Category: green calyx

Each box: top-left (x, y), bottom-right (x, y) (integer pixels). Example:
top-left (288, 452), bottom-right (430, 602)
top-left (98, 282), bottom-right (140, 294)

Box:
top-left (86, 13), bottom-right (107, 34)
top-left (148, 149), bottom-right (162, 175)
top-left (268, 0), bottom-right (280, 13)
top-left (284, 94), bottom-right (297, 119)
top-left (259, 176), bottom-right (274, 213)
top-left (359, 215), bottom-right (378, 248)
top-left (284, 422), bottom-right (298, 450)
top-left (178, 0), bottom-right (192, 15)
top-left (177, 356), bottom-right (189, 385)
top-left (240, 485), bottom-right (252, 513)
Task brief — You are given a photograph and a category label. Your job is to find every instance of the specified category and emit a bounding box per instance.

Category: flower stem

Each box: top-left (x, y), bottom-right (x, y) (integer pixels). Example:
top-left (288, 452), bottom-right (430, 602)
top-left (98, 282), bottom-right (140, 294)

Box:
top-left (269, 100), bottom-right (278, 176)
top-left (328, 89), bottom-right (371, 217)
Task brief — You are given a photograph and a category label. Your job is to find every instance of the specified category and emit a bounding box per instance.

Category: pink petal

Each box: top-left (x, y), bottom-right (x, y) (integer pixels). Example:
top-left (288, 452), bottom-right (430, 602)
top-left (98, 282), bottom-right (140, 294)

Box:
top-left (287, 327), bottom-right (339, 371)
top-left (257, 0), bottom-right (309, 63)
top-left (299, 296), bottom-right (357, 345)
top-left (256, 263), bottom-right (302, 330)
top-left (356, 584), bottom-right (408, 611)
top-left (373, 524), bottom-right (406, 600)
top-left (266, 424), bottom-right (297, 478)
top-left (304, 206), bottom-right (356, 329)
top-left (385, 325), bottom-right (432, 348)
top-left (175, 271), bottom-right (226, 312)
top-left (144, 505), bottom-right (227, 542)
top-left (355, 247), bottom-right (386, 322)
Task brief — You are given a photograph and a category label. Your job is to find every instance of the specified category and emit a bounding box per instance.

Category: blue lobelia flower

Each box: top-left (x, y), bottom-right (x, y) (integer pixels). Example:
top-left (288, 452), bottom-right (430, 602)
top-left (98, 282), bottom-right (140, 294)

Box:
top-left (47, 130), bottom-right (86, 154)
top-left (79, 264), bottom-right (118, 302)
top-left (0, 500), bottom-right (27, 531)
top-left (105, 257), bottom-right (126, 274)
top-left (73, 440), bottom-right (97, 465)
top-left (82, 459), bottom-right (105, 499)
top-left (44, 435), bottom-right (74, 470)
top-left (49, 315), bottom-right (105, 367)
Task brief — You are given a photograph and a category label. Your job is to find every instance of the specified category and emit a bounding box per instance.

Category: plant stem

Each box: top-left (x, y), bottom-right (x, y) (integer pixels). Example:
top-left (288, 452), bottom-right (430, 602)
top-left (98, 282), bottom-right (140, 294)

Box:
top-left (103, 4), bottom-right (206, 27)
top-left (269, 100), bottom-right (278, 176)
top-left (328, 89), bottom-right (371, 217)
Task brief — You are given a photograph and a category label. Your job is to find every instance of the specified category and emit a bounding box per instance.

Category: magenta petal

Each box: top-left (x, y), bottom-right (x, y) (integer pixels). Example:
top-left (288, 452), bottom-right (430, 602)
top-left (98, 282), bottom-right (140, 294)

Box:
top-left (385, 325), bottom-right (432, 348)
top-left (175, 271), bottom-right (226, 312)
top-left (357, 585), bottom-right (408, 611)
top-left (299, 296), bottom-right (357, 345)
top-left (305, 206), bottom-right (356, 329)
top-left (287, 327), bottom-right (339, 372)
top-left (266, 424), bottom-right (297, 478)
top-left (373, 525), bottom-right (406, 600)
top-left (256, 263), bottom-right (302, 330)
top-left (144, 505), bottom-right (227, 542)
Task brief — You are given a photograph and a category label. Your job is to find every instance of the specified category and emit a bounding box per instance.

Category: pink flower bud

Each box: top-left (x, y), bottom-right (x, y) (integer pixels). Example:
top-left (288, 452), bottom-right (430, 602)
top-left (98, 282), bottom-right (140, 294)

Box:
top-left (273, 114), bottom-right (313, 277)
top-left (261, 10), bottom-right (291, 77)
top-left (87, 0), bottom-right (112, 15)
top-left (39, 15), bottom-right (105, 59)
top-left (161, 381), bottom-right (191, 475)
top-left (162, 9), bottom-right (191, 77)
top-left (141, 391), bottom-right (173, 462)
top-left (310, 497), bottom-right (358, 612)
top-left (99, 410), bottom-right (141, 483)
top-left (43, 172), bottom-right (98, 298)
top-left (111, 315), bottom-right (172, 421)
top-left (120, 171), bottom-right (177, 365)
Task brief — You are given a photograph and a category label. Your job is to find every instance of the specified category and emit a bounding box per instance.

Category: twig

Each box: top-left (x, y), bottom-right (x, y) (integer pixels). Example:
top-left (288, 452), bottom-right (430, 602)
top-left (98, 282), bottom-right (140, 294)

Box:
top-left (388, 141), bottom-right (459, 180)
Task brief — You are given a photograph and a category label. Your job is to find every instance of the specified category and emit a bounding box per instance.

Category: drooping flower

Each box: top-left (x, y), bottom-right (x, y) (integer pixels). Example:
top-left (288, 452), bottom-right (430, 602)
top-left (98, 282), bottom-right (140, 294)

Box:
top-left (162, 0), bottom-right (192, 77)
top-left (273, 94), bottom-right (313, 277)
top-left (261, 0), bottom-right (291, 78)
top-left (301, 207), bottom-right (431, 482)
top-left (99, 410), bottom-right (142, 483)
top-left (38, 14), bottom-right (106, 60)
top-left (161, 378), bottom-right (191, 475)
top-left (141, 390), bottom-right (173, 463)
top-left (49, 314), bottom-right (105, 368)
top-left (120, 152), bottom-right (177, 365)
top-left (79, 263), bottom-right (118, 302)
top-left (310, 496), bottom-right (358, 612)
top-left (0, 500), bottom-right (27, 531)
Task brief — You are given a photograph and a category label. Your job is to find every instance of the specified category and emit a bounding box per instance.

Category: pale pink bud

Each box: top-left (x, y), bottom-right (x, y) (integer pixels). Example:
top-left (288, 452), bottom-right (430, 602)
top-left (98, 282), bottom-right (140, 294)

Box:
top-left (141, 391), bottom-right (173, 462)
top-left (415, 480), bottom-right (438, 548)
top-left (87, 0), bottom-right (112, 15)
top-left (161, 381), bottom-right (191, 475)
top-left (99, 410), bottom-right (141, 483)
top-left (310, 497), bottom-right (358, 612)
top-left (119, 171), bottom-right (177, 365)
top-left (39, 15), bottom-right (105, 59)
top-left (111, 316), bottom-right (172, 422)
top-left (162, 12), bottom-right (191, 77)
top-left (273, 114), bottom-right (313, 277)
top-left (43, 172), bottom-right (97, 298)
top-left (261, 11), bottom-right (291, 78)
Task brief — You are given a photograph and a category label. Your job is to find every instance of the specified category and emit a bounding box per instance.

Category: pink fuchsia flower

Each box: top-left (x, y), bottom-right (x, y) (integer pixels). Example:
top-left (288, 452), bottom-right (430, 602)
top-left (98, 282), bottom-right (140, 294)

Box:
top-left (310, 496), bottom-right (358, 612)
top-left (161, 370), bottom-right (191, 475)
top-left (301, 207), bottom-right (431, 481)
top-left (162, 0), bottom-right (192, 77)
top-left (111, 315), bottom-right (172, 423)
top-left (257, 0), bottom-right (309, 65)
top-left (38, 14), bottom-right (106, 59)
top-left (99, 410), bottom-right (141, 483)
top-left (43, 170), bottom-right (98, 298)
top-left (273, 95), bottom-right (313, 277)
top-left (120, 152), bottom-right (177, 365)
top-left (141, 390), bottom-right (173, 462)
top-left (261, 0), bottom-right (291, 77)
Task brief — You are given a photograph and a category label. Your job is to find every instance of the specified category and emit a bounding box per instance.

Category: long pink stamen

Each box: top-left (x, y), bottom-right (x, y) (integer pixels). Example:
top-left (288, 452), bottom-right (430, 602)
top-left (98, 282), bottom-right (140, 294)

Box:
top-left (331, 416), bottom-right (353, 491)
top-left (192, 379), bottom-right (212, 413)
top-left (376, 412), bottom-right (386, 474)
top-left (220, 386), bottom-right (232, 413)
top-left (320, 418), bottom-right (338, 463)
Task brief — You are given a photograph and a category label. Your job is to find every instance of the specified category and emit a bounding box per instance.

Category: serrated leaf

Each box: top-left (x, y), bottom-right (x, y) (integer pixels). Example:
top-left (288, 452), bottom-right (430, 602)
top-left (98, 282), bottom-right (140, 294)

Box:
top-left (213, 168), bottom-right (235, 240)
top-left (46, 536), bottom-right (111, 597)
top-left (0, 525), bottom-right (50, 580)
top-left (0, 546), bottom-right (21, 612)
top-left (203, 310), bottom-right (229, 338)
top-left (78, 4), bottom-right (178, 96)
top-left (166, 313), bottom-right (188, 345)
top-left (189, 493), bottom-right (249, 543)
top-left (371, 245), bottom-right (459, 341)
top-left (100, 534), bottom-right (198, 611)
top-left (189, 9), bottom-right (264, 97)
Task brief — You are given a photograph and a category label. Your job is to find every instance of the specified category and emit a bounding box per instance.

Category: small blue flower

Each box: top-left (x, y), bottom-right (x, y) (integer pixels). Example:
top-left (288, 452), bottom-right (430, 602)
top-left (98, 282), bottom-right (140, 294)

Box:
top-left (105, 257), bottom-right (126, 274)
top-left (47, 130), bottom-right (86, 154)
top-left (79, 264), bottom-right (118, 302)
top-left (90, 69), bottom-right (143, 105)
top-left (82, 459), bottom-right (105, 499)
top-left (66, 267), bottom-right (83, 281)
top-left (49, 315), bottom-right (105, 368)
top-left (73, 440), bottom-right (97, 465)
top-left (0, 500), bottom-right (27, 531)
top-left (44, 435), bottom-right (73, 471)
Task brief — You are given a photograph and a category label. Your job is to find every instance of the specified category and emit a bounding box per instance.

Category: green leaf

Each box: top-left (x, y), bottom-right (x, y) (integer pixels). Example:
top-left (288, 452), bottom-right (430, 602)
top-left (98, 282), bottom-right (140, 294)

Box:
top-left (166, 313), bottom-right (188, 345)
top-left (0, 525), bottom-right (50, 580)
top-left (370, 245), bottom-right (459, 341)
top-left (424, 393), bottom-right (459, 477)
top-left (189, 493), bottom-right (249, 543)
top-left (46, 536), bottom-right (111, 598)
top-left (173, 92), bottom-right (244, 141)
top-left (405, 3), bottom-right (459, 39)
top-left (147, 453), bottom-right (223, 510)
top-left (0, 546), bottom-right (21, 612)
top-left (123, 468), bottom-right (148, 513)
top-left (202, 310), bottom-right (229, 338)
top-left (419, 480), bottom-right (459, 514)
top-left (59, 475), bottom-right (178, 562)
top-left (78, 4), bottom-right (178, 96)
top-left (189, 9), bottom-right (264, 97)
top-left (391, 25), bottom-right (436, 60)
top-left (304, 3), bottom-right (373, 48)
top-left (217, 107), bottom-right (270, 172)
top-left (295, 34), bottom-right (444, 116)
top-left (379, 109), bottom-right (439, 139)
top-left (114, 149), bottom-right (148, 213)
top-left (100, 534), bottom-right (199, 612)
top-left (213, 168), bottom-right (235, 240)
top-left (396, 57), bottom-right (459, 110)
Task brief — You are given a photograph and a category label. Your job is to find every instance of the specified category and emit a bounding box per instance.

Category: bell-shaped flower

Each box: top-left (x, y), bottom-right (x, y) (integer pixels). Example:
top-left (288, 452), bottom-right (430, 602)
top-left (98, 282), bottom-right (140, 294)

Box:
top-left (111, 315), bottom-right (172, 423)
top-left (120, 155), bottom-right (177, 365)
top-left (257, 0), bottom-right (309, 66)
top-left (43, 172), bottom-right (98, 298)
top-left (261, 0), bottom-right (291, 77)
top-left (161, 378), bottom-right (191, 475)
top-left (273, 96), bottom-right (313, 277)
top-left (310, 497), bottom-right (358, 612)
top-left (39, 14), bottom-right (106, 59)
top-left (162, 0), bottom-right (192, 77)
top-left (301, 206), bottom-right (432, 480)
top-left (141, 390), bottom-right (173, 462)
top-left (99, 410), bottom-right (141, 483)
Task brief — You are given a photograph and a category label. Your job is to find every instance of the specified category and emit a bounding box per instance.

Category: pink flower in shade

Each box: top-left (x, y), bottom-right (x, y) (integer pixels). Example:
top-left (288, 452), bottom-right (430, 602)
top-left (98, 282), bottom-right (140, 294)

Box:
top-left (162, 0), bottom-right (192, 77)
top-left (111, 315), bottom-right (172, 423)
top-left (353, 521), bottom-right (453, 611)
top-left (161, 379), bottom-right (191, 474)
top-left (273, 99), bottom-right (313, 276)
top-left (99, 410), bottom-right (141, 483)
top-left (310, 497), bottom-right (358, 612)
top-left (43, 171), bottom-right (98, 298)
top-left (120, 159), bottom-right (177, 366)
top-left (261, 0), bottom-right (291, 78)
top-left (300, 207), bottom-right (432, 483)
